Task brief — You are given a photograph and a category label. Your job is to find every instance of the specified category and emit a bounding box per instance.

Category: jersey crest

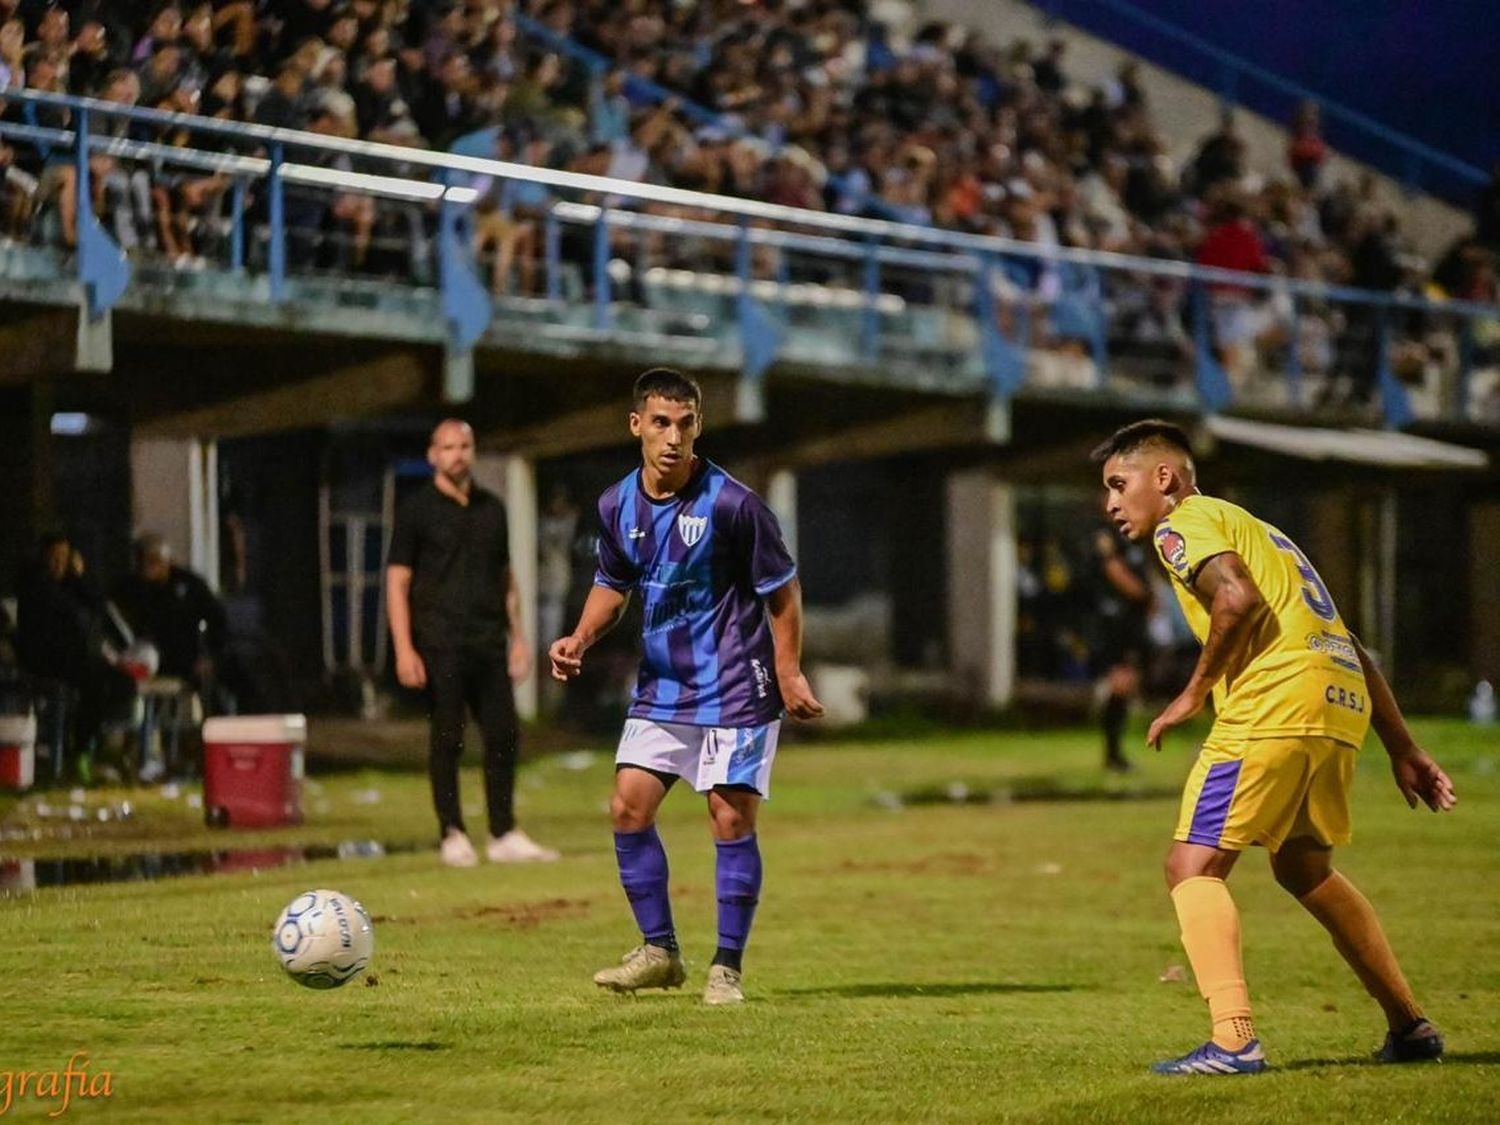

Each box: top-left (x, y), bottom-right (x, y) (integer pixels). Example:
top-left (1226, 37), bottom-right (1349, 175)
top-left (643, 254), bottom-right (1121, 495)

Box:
top-left (677, 513), bottom-right (707, 548)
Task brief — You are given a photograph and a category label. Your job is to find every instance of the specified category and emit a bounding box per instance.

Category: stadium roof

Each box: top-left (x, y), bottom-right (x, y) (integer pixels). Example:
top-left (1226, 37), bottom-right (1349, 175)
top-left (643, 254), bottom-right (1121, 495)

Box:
top-left (1205, 416), bottom-right (1490, 470)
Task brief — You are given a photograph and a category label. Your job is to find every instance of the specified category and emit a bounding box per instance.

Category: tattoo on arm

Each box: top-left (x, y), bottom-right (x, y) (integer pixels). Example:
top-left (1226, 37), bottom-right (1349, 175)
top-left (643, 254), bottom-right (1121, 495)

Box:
top-left (1190, 552), bottom-right (1250, 602)
top-left (1184, 553), bottom-right (1263, 697)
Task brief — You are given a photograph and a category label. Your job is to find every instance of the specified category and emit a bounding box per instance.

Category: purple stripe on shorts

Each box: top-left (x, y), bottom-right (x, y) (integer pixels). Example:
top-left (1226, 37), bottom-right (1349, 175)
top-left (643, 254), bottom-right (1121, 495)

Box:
top-left (1187, 759), bottom-right (1243, 846)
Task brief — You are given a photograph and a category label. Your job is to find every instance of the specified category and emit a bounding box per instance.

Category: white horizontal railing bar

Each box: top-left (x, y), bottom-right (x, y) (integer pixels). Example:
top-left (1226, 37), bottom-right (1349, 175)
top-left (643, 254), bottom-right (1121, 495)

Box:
top-left (0, 121), bottom-right (476, 204)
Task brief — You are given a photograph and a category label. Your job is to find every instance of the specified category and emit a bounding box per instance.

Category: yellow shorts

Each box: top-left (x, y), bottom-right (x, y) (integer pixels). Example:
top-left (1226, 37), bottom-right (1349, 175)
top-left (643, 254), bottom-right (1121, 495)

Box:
top-left (1174, 735), bottom-right (1357, 853)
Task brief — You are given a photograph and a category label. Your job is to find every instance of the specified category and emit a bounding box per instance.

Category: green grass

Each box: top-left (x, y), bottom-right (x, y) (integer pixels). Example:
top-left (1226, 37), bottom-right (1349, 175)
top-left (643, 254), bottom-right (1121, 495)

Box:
top-left (1, 719), bottom-right (1497, 1123)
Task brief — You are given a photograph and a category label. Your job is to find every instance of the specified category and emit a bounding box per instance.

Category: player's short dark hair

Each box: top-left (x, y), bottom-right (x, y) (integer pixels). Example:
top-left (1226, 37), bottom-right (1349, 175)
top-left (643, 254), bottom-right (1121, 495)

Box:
top-left (632, 367), bottom-right (701, 412)
top-left (1089, 418), bottom-right (1194, 464)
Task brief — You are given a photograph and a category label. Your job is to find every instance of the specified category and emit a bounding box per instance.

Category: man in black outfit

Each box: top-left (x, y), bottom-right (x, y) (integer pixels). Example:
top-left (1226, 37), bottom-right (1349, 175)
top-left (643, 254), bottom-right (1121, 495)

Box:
top-left (15, 535), bottom-right (137, 778)
top-left (1092, 525), bottom-right (1153, 773)
top-left (113, 533), bottom-right (227, 698)
top-left (386, 419), bottom-right (557, 866)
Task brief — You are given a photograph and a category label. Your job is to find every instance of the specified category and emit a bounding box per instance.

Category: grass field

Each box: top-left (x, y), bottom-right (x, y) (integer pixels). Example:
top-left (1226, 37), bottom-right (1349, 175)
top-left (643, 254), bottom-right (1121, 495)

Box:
top-left (1, 718), bottom-right (1497, 1123)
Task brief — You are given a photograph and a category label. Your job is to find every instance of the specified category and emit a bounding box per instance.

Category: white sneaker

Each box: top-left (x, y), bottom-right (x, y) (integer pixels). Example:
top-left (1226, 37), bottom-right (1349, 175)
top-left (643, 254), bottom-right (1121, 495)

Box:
top-left (440, 829), bottom-right (479, 867)
top-left (486, 828), bottom-right (560, 863)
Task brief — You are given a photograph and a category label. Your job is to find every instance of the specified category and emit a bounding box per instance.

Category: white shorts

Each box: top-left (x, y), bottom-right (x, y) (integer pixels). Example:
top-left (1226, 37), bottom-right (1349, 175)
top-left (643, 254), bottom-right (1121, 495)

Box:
top-left (1210, 297), bottom-right (1271, 348)
top-left (616, 718), bottom-right (782, 798)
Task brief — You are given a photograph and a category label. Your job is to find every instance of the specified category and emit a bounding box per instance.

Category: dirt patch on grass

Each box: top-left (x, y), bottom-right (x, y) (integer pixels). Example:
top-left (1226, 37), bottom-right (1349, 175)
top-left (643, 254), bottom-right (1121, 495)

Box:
top-left (829, 851), bottom-right (994, 877)
top-left (460, 896), bottom-right (593, 928)
top-left (375, 897), bottom-right (592, 929)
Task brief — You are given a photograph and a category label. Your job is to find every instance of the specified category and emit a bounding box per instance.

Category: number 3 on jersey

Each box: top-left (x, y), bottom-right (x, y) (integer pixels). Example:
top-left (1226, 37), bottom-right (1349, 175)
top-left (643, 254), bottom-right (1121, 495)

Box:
top-left (1269, 533), bottom-right (1337, 621)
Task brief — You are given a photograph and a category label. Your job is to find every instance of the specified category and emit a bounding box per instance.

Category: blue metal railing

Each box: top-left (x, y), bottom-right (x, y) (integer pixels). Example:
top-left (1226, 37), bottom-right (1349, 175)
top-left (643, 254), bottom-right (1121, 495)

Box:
top-left (1034, 0), bottom-right (1489, 200)
top-left (1, 90), bottom-right (1496, 430)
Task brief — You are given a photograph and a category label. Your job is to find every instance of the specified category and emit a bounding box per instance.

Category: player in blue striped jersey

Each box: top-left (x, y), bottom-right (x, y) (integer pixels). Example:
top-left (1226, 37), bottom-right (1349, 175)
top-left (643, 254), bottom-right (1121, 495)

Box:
top-left (549, 368), bottom-right (824, 1005)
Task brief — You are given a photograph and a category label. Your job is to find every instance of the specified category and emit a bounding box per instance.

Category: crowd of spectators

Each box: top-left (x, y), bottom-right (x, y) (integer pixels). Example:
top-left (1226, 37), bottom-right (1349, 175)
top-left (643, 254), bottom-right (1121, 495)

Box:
top-left (0, 0), bottom-right (1495, 404)
top-left (546, 0), bottom-right (1498, 404)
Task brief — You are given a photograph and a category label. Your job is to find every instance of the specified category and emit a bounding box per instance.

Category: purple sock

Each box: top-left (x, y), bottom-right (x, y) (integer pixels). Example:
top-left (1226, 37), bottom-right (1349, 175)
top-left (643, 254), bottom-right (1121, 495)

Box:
top-left (714, 833), bottom-right (762, 955)
top-left (614, 826), bottom-right (676, 949)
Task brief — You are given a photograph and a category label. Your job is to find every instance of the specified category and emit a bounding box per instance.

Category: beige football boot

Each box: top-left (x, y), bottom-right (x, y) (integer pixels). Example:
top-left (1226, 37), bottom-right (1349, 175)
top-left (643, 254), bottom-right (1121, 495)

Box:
top-left (702, 964), bottom-right (745, 1006)
top-left (592, 944), bottom-right (687, 993)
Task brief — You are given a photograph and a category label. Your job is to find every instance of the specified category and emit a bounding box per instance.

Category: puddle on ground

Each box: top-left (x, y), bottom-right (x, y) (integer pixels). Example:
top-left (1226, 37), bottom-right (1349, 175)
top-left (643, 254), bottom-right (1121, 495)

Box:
top-left (0, 840), bottom-right (420, 893)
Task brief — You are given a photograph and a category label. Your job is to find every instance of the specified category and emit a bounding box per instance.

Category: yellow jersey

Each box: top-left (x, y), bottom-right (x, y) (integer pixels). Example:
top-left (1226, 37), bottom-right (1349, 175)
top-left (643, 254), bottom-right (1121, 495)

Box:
top-left (1152, 493), bottom-right (1370, 746)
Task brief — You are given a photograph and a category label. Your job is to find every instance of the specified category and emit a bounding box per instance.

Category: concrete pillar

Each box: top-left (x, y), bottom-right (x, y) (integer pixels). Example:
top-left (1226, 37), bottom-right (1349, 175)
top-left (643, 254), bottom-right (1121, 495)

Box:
top-left (74, 303), bottom-right (113, 373)
top-left (946, 470), bottom-right (1016, 708)
top-left (192, 440), bottom-right (219, 591)
top-left (443, 346), bottom-right (474, 403)
top-left (474, 453), bottom-right (538, 719)
top-left (131, 436), bottom-right (218, 590)
top-left (1471, 501), bottom-right (1500, 681)
top-left (766, 469), bottom-right (798, 560)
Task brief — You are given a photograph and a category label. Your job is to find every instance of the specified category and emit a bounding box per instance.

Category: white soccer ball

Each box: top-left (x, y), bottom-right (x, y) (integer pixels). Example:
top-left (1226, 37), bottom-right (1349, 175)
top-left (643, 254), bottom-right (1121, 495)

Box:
top-left (271, 889), bottom-right (374, 989)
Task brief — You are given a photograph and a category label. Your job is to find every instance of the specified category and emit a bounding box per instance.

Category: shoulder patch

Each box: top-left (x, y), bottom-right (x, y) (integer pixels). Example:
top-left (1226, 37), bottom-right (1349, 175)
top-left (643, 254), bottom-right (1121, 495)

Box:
top-left (1155, 526), bottom-right (1190, 576)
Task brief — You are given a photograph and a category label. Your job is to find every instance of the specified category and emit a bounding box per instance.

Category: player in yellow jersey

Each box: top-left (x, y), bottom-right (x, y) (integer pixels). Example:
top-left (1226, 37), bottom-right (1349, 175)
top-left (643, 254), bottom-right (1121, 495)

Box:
top-left (1092, 419), bottom-right (1456, 1076)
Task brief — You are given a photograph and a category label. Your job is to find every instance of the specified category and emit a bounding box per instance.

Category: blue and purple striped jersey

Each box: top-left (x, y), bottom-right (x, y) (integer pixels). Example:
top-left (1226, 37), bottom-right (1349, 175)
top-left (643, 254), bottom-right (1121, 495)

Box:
top-left (594, 459), bottom-right (796, 728)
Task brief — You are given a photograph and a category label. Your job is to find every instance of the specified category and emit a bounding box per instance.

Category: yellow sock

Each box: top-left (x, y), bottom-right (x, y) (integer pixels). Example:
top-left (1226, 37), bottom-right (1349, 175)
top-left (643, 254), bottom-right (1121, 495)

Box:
top-left (1299, 871), bottom-right (1423, 1029)
top-left (1171, 876), bottom-right (1256, 1050)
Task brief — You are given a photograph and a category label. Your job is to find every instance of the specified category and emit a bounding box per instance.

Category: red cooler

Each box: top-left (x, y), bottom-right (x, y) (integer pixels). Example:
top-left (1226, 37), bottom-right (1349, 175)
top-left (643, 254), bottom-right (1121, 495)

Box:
top-left (202, 715), bottom-right (306, 828)
top-left (0, 713), bottom-right (35, 791)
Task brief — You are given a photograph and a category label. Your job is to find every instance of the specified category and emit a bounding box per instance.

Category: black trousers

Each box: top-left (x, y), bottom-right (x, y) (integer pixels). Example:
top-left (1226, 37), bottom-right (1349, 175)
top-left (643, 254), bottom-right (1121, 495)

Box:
top-left (422, 646), bottom-right (519, 839)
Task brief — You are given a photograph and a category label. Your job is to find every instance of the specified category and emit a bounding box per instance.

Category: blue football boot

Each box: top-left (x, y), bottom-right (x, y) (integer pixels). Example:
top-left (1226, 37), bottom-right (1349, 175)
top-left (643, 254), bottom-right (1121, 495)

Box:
top-left (1152, 1039), bottom-right (1267, 1076)
top-left (1374, 1019), bottom-right (1444, 1063)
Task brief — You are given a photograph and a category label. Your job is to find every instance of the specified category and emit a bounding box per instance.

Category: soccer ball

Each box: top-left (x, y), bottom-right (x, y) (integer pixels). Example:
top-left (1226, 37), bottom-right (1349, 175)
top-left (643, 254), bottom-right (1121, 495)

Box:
top-left (271, 889), bottom-right (374, 989)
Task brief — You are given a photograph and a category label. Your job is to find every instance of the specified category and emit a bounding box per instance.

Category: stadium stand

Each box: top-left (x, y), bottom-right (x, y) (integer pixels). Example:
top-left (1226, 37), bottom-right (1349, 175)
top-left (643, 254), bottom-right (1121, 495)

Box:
top-left (1, 1), bottom-right (1493, 290)
top-left (0, 0), bottom-right (1496, 417)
